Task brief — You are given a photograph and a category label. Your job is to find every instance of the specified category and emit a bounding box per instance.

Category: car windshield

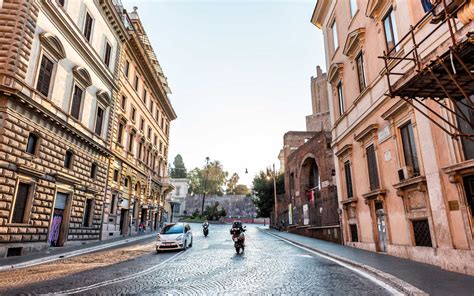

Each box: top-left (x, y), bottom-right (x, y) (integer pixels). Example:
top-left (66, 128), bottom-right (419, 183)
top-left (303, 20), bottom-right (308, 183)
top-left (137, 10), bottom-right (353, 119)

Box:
top-left (161, 224), bottom-right (184, 234)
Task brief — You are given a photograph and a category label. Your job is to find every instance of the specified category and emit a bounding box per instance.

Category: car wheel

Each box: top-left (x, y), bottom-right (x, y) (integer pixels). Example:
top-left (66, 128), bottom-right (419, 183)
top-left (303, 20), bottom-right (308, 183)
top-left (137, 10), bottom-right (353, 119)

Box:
top-left (189, 237), bottom-right (193, 247)
top-left (156, 249), bottom-right (160, 254)
top-left (183, 240), bottom-right (188, 250)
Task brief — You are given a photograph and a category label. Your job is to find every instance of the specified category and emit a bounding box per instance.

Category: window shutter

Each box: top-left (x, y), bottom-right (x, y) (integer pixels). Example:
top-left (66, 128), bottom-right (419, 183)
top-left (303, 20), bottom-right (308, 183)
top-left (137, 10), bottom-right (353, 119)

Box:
top-left (70, 86), bottom-right (83, 120)
top-left (36, 56), bottom-right (54, 97)
top-left (366, 145), bottom-right (380, 190)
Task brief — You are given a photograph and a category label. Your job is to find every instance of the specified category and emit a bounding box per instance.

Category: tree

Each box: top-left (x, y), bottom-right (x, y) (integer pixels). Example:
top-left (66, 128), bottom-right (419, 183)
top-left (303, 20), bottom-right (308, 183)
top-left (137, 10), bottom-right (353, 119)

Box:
top-left (170, 154), bottom-right (187, 178)
top-left (188, 160), bottom-right (228, 196)
top-left (226, 173), bottom-right (239, 194)
top-left (234, 184), bottom-right (250, 196)
top-left (252, 171), bottom-right (284, 217)
top-left (203, 202), bottom-right (227, 221)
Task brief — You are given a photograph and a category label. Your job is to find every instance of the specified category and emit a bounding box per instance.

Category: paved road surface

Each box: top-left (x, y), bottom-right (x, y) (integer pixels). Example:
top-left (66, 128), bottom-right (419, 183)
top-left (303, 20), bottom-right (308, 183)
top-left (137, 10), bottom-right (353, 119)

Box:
top-left (0, 224), bottom-right (393, 295)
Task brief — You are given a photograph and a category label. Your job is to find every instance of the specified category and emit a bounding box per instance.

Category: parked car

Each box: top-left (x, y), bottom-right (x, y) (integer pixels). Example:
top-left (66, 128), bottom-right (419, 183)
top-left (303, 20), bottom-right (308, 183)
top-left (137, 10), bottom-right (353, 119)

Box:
top-left (156, 223), bottom-right (193, 252)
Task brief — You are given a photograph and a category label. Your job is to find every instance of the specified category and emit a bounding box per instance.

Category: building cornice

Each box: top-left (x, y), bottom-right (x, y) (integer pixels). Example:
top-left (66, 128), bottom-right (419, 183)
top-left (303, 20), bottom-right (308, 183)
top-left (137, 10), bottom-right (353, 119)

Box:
top-left (127, 34), bottom-right (177, 121)
top-left (311, 0), bottom-right (331, 28)
top-left (343, 28), bottom-right (366, 58)
top-left (354, 124), bottom-right (379, 142)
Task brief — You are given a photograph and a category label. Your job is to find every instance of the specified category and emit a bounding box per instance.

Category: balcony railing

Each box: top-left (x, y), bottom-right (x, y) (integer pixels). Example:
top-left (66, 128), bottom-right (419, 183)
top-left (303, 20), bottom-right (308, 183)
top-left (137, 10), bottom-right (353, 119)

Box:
top-left (379, 0), bottom-right (474, 139)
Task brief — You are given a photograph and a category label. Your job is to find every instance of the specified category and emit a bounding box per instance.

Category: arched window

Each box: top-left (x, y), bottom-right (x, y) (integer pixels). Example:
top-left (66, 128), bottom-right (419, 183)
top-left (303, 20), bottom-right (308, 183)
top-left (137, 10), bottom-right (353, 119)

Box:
top-left (26, 133), bottom-right (39, 155)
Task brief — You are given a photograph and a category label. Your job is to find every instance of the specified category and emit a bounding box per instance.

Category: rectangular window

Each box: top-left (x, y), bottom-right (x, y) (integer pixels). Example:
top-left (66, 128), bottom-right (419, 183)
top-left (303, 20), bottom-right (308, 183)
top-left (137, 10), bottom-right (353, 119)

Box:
top-left (331, 20), bottom-right (338, 52)
top-left (160, 117), bottom-right (164, 129)
top-left (110, 194), bottom-right (117, 215)
top-left (344, 161), bottom-right (353, 198)
top-left (131, 106), bottom-right (136, 122)
top-left (90, 163), bottom-right (97, 179)
top-left (117, 122), bottom-right (124, 144)
top-left (26, 133), bottom-right (39, 155)
top-left (121, 95), bottom-right (126, 110)
top-left (134, 75), bottom-right (139, 91)
top-left (337, 82), bottom-right (344, 115)
top-left (140, 118), bottom-right (145, 132)
top-left (83, 198), bottom-right (94, 227)
top-left (350, 224), bottom-right (358, 242)
top-left (138, 141), bottom-right (143, 159)
top-left (383, 8), bottom-right (398, 52)
top-left (36, 55), bottom-right (54, 97)
top-left (83, 12), bottom-right (94, 42)
top-left (70, 85), bottom-right (84, 120)
top-left (159, 141), bottom-right (163, 153)
top-left (94, 107), bottom-right (104, 136)
top-left (124, 60), bottom-right (130, 78)
top-left (12, 183), bottom-right (31, 223)
top-left (128, 132), bottom-right (135, 152)
top-left (104, 42), bottom-right (112, 67)
top-left (412, 219), bottom-right (432, 247)
top-left (356, 52), bottom-right (366, 92)
top-left (148, 127), bottom-right (152, 139)
top-left (143, 89), bottom-right (147, 103)
top-left (154, 134), bottom-right (157, 146)
top-left (150, 100), bottom-right (154, 114)
top-left (400, 122), bottom-right (420, 175)
top-left (350, 0), bottom-right (357, 17)
top-left (113, 169), bottom-right (119, 182)
top-left (64, 150), bottom-right (74, 169)
top-left (366, 144), bottom-right (380, 191)
top-left (58, 0), bottom-right (65, 6)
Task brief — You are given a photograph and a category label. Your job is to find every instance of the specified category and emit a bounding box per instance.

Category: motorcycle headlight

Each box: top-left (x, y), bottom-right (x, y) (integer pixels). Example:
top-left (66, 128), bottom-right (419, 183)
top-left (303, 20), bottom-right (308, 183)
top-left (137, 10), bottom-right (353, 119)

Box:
top-left (176, 235), bottom-right (182, 241)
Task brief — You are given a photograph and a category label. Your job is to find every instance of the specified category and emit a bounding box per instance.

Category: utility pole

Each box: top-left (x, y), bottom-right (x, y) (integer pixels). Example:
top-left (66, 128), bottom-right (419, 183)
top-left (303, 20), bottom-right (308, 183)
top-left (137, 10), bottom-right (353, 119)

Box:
top-left (272, 164), bottom-right (278, 227)
top-left (201, 157), bottom-right (210, 214)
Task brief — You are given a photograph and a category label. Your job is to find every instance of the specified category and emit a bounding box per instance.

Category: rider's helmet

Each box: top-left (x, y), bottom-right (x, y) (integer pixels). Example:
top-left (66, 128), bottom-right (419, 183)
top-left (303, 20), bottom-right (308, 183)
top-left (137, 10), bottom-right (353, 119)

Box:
top-left (232, 221), bottom-right (242, 229)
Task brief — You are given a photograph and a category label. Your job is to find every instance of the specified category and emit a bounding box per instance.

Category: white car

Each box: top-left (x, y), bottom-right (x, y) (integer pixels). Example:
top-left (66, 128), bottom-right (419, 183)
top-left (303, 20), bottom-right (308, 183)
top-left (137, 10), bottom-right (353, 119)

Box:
top-left (156, 223), bottom-right (193, 252)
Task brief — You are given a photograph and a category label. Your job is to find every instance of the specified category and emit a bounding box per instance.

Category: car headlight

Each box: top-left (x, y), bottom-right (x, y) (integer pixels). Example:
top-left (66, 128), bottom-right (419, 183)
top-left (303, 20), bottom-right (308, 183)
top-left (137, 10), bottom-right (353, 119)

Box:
top-left (176, 235), bottom-right (182, 241)
top-left (156, 236), bottom-right (161, 241)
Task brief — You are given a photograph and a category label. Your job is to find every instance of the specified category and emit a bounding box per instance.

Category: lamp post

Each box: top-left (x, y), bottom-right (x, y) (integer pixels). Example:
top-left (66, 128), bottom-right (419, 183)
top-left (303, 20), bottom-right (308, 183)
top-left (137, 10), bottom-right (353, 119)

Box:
top-left (267, 163), bottom-right (278, 227)
top-left (201, 157), bottom-right (210, 214)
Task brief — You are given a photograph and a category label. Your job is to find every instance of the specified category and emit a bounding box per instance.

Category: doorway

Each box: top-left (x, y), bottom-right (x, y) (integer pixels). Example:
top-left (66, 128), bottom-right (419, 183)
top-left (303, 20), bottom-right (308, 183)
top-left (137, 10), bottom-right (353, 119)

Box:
top-left (120, 209), bottom-right (129, 235)
top-left (49, 192), bottom-right (69, 247)
top-left (375, 201), bottom-right (387, 252)
top-left (463, 175), bottom-right (474, 217)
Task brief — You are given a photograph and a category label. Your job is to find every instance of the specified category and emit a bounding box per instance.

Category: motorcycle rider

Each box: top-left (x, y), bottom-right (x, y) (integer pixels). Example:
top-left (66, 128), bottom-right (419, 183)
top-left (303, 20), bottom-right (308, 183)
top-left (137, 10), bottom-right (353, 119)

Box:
top-left (202, 220), bottom-right (210, 236)
top-left (230, 221), bottom-right (246, 253)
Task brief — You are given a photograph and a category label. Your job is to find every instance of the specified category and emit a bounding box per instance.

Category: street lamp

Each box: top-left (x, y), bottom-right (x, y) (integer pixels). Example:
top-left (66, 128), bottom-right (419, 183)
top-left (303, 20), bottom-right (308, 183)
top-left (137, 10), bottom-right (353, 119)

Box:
top-left (201, 156), bottom-right (210, 214)
top-left (267, 164), bottom-right (278, 227)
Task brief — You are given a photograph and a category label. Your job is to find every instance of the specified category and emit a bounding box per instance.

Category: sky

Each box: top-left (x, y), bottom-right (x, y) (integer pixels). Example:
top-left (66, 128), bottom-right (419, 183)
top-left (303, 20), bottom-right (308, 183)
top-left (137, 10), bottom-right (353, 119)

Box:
top-left (122, 0), bottom-right (326, 186)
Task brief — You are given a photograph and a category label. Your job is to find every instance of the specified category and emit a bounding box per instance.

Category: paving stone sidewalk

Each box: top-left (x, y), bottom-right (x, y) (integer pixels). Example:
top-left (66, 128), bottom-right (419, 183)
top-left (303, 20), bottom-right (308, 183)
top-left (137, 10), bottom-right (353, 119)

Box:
top-left (0, 231), bottom-right (158, 271)
top-left (266, 229), bottom-right (474, 296)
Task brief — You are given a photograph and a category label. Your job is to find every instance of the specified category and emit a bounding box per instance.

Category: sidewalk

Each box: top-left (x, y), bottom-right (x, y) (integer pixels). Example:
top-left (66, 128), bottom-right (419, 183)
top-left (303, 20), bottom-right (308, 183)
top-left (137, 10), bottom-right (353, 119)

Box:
top-left (0, 231), bottom-right (158, 272)
top-left (265, 229), bottom-right (474, 296)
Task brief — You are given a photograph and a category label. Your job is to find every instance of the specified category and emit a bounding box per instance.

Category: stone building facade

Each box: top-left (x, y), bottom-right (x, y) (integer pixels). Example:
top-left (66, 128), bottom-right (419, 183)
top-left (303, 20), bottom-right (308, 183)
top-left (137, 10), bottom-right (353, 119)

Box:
top-left (164, 178), bottom-right (189, 222)
top-left (101, 6), bottom-right (176, 239)
top-left (0, 0), bottom-right (125, 257)
top-left (282, 132), bottom-right (340, 243)
top-left (306, 66), bottom-right (330, 132)
top-left (312, 0), bottom-right (473, 274)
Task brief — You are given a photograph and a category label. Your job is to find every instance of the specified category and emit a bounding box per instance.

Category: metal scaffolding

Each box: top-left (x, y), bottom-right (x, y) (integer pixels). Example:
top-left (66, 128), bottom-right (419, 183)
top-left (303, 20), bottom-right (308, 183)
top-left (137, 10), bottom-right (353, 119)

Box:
top-left (379, 0), bottom-right (474, 139)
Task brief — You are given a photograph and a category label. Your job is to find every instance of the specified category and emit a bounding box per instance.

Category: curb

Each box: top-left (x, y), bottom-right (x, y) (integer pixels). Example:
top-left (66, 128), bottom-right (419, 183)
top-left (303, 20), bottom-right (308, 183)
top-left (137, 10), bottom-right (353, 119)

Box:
top-left (0, 233), bottom-right (157, 272)
top-left (263, 230), bottom-right (427, 296)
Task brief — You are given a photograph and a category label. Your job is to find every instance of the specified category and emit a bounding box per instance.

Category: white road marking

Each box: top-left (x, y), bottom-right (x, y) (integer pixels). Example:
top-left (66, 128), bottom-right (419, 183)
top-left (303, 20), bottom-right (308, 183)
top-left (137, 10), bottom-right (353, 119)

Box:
top-left (53, 237), bottom-right (204, 295)
top-left (265, 232), bottom-right (404, 296)
top-left (53, 251), bottom-right (186, 295)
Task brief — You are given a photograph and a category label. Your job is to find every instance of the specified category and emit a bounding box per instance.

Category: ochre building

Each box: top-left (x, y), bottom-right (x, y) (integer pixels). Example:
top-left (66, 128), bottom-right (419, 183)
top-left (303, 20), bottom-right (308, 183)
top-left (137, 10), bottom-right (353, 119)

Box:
top-left (312, 0), bottom-right (474, 274)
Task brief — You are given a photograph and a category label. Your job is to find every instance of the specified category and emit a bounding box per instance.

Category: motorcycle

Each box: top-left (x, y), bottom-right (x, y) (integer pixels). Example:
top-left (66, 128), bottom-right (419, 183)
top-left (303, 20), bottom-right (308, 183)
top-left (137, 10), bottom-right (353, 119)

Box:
top-left (230, 224), bottom-right (246, 254)
top-left (203, 224), bottom-right (209, 237)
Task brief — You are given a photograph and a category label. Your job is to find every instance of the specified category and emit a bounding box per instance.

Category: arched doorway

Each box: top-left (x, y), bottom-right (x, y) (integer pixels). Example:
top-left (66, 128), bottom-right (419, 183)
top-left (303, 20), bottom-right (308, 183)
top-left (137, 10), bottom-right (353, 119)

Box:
top-left (300, 157), bottom-right (320, 226)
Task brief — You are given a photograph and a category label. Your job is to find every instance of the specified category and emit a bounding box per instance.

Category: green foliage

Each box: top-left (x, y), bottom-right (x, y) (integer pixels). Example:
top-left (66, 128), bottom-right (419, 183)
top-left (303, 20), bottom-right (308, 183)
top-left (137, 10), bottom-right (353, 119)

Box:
top-left (252, 171), bottom-right (284, 218)
top-left (233, 184), bottom-right (250, 196)
top-left (226, 173), bottom-right (239, 194)
top-left (170, 154), bottom-right (187, 178)
top-left (188, 160), bottom-right (228, 196)
top-left (203, 202), bottom-right (227, 221)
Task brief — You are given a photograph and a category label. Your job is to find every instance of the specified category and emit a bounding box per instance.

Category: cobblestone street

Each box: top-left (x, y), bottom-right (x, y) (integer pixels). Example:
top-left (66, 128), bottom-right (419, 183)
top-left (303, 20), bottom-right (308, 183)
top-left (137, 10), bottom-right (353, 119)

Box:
top-left (0, 224), bottom-right (393, 295)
